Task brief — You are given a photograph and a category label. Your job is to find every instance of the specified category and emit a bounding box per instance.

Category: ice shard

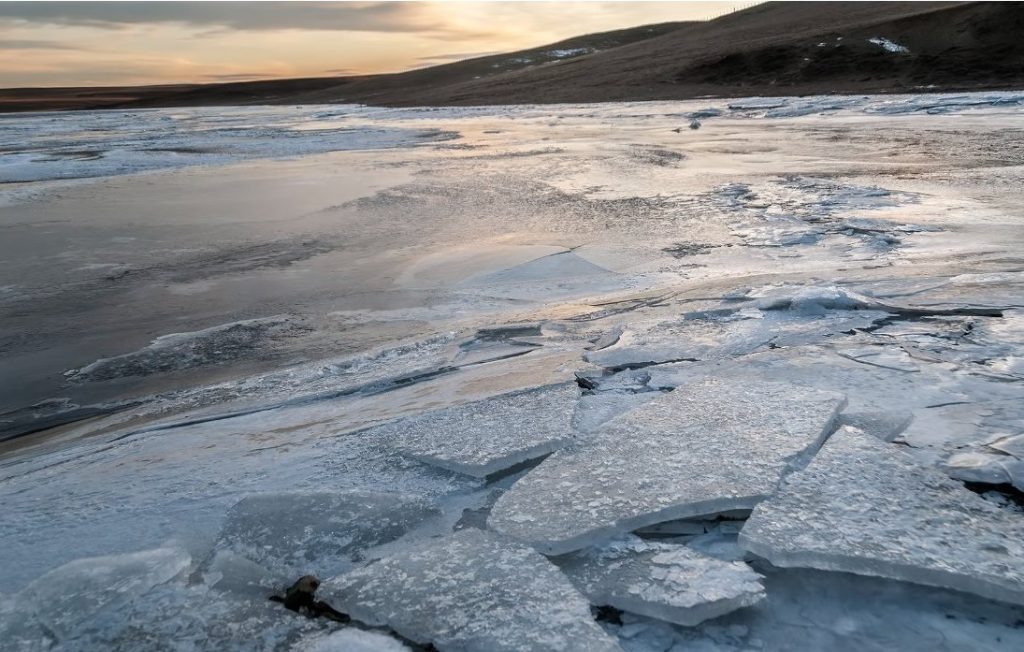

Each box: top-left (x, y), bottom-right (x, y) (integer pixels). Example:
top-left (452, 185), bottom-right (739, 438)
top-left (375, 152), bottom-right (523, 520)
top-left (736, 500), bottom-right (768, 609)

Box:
top-left (379, 383), bottom-right (579, 478)
top-left (213, 490), bottom-right (440, 575)
top-left (323, 528), bottom-right (622, 652)
top-left (740, 427), bottom-right (1024, 606)
top-left (558, 536), bottom-right (764, 626)
top-left (488, 379), bottom-right (845, 554)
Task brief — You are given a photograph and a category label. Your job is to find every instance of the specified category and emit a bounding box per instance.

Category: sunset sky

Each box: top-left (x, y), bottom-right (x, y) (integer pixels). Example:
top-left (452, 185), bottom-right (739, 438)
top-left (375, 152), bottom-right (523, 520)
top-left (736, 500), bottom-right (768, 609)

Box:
top-left (0, 1), bottom-right (744, 87)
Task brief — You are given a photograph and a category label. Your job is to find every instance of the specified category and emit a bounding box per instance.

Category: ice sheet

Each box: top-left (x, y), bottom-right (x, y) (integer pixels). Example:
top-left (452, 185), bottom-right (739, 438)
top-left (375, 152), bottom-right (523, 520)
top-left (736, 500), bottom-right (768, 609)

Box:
top-left (0, 106), bottom-right (454, 184)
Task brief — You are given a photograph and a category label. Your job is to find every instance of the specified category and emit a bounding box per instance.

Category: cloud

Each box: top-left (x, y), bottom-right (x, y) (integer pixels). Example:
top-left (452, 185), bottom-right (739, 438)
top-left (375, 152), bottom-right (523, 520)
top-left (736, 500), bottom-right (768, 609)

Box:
top-left (0, 2), bottom-right (457, 35)
top-left (0, 38), bottom-right (87, 51)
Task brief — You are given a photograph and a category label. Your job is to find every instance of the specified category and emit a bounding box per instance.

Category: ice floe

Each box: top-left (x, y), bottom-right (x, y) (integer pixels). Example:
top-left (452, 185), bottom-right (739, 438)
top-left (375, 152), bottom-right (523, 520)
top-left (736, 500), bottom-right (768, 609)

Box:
top-left (489, 379), bottom-right (845, 554)
top-left (741, 427), bottom-right (1024, 606)
top-left (375, 382), bottom-right (578, 477)
top-left (324, 528), bottom-right (622, 651)
top-left (65, 316), bottom-right (307, 382)
top-left (212, 491), bottom-right (440, 576)
top-left (557, 536), bottom-right (764, 626)
top-left (15, 547), bottom-right (191, 640)
top-left (49, 580), bottom-right (330, 651)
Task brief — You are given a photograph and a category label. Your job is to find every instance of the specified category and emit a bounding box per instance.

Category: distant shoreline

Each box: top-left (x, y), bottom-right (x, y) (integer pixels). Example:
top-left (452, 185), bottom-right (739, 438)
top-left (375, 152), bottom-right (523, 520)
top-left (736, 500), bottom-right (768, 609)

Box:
top-left (4, 81), bottom-right (1024, 115)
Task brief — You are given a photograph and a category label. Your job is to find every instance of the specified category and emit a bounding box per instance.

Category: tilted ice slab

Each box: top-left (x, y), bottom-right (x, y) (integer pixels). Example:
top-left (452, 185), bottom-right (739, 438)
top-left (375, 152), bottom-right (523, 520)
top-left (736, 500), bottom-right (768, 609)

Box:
top-left (488, 379), bottom-right (846, 554)
top-left (213, 490), bottom-right (440, 575)
top-left (557, 536), bottom-right (764, 626)
top-left (943, 452), bottom-right (1024, 492)
top-left (15, 547), bottom-right (191, 639)
top-left (987, 433), bottom-right (1024, 459)
top-left (65, 315), bottom-right (303, 382)
top-left (377, 382), bottom-right (578, 478)
top-left (323, 528), bottom-right (622, 652)
top-left (740, 427), bottom-right (1024, 606)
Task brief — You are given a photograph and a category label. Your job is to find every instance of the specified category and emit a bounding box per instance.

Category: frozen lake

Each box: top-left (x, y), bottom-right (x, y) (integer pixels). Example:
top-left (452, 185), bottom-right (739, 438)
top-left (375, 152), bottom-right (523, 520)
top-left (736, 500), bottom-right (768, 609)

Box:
top-left (1, 93), bottom-right (1023, 651)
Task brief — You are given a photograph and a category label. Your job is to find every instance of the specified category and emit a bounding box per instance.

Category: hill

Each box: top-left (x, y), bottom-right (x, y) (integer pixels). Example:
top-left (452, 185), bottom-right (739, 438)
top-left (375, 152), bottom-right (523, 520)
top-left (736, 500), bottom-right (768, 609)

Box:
top-left (2, 2), bottom-right (1022, 112)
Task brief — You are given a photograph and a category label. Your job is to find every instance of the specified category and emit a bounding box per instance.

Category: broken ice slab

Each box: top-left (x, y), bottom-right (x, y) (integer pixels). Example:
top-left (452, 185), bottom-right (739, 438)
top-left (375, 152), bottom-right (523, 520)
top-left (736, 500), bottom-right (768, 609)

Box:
top-left (944, 452), bottom-right (1024, 492)
top-left (488, 379), bottom-right (845, 554)
top-left (943, 452), bottom-right (1015, 485)
top-left (740, 427), bottom-right (1024, 606)
top-left (451, 323), bottom-right (543, 367)
top-left (572, 391), bottom-right (660, 434)
top-left (213, 490), bottom-right (440, 575)
top-left (588, 326), bottom-right (624, 351)
top-left (584, 303), bottom-right (888, 373)
top-left (836, 409), bottom-right (914, 442)
top-left (987, 433), bottom-right (1024, 459)
top-left (64, 315), bottom-right (307, 383)
top-left (17, 547), bottom-right (191, 639)
top-left (752, 285), bottom-right (884, 313)
top-left (376, 382), bottom-right (578, 478)
top-left (558, 536), bottom-right (764, 627)
top-left (323, 528), bottom-right (622, 652)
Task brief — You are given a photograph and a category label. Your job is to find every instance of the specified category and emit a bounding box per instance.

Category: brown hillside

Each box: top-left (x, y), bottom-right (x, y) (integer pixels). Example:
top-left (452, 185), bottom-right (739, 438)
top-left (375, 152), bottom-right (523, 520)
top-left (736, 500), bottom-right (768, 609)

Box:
top-left (2, 2), bottom-right (1021, 112)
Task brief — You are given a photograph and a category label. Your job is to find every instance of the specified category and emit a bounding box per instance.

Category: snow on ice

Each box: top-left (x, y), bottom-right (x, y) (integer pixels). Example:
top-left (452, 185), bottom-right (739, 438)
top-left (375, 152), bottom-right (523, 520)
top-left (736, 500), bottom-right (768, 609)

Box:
top-left (868, 37), bottom-right (911, 54)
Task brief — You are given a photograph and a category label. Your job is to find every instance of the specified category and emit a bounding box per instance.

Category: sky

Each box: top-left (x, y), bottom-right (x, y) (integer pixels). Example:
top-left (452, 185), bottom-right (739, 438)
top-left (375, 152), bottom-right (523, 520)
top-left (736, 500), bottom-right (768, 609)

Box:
top-left (0, 1), bottom-right (746, 87)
